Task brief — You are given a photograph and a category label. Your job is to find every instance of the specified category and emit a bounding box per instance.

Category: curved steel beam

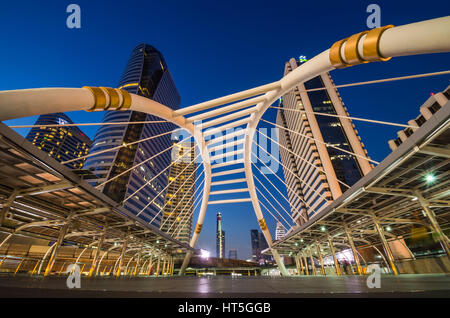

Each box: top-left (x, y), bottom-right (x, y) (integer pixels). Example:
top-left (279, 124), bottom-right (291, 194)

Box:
top-left (0, 16), bottom-right (448, 277)
top-left (242, 16), bottom-right (450, 275)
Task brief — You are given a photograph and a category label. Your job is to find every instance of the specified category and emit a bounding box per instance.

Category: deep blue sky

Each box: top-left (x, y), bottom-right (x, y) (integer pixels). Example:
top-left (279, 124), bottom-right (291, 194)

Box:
top-left (1, 1), bottom-right (449, 259)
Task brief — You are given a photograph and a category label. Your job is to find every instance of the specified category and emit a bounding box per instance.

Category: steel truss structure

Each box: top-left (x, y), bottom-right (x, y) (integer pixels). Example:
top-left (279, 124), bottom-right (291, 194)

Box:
top-left (0, 123), bottom-right (191, 277)
top-left (0, 16), bottom-right (449, 276)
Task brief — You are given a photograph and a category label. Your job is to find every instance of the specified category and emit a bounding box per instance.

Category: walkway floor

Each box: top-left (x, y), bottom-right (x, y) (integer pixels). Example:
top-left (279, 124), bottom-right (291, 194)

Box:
top-left (0, 274), bottom-right (449, 297)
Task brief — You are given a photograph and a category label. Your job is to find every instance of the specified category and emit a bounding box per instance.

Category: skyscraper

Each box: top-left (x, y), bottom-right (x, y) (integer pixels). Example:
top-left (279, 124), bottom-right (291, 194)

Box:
top-left (276, 56), bottom-right (373, 226)
top-left (159, 141), bottom-right (196, 243)
top-left (228, 249), bottom-right (237, 260)
top-left (26, 113), bottom-right (92, 169)
top-left (275, 220), bottom-right (286, 241)
top-left (216, 212), bottom-right (225, 258)
top-left (250, 229), bottom-right (269, 262)
top-left (250, 229), bottom-right (260, 261)
top-left (83, 44), bottom-right (180, 227)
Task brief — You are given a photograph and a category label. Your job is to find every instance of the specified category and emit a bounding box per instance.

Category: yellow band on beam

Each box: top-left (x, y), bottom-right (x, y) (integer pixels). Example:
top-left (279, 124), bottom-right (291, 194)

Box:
top-left (329, 25), bottom-right (394, 68)
top-left (119, 89), bottom-right (132, 110)
top-left (84, 86), bottom-right (133, 111)
top-left (344, 31), bottom-right (369, 65)
top-left (101, 87), bottom-right (120, 110)
top-left (329, 38), bottom-right (349, 69)
top-left (83, 86), bottom-right (107, 111)
top-left (363, 25), bottom-right (394, 62)
top-left (195, 223), bottom-right (203, 234)
top-left (258, 218), bottom-right (267, 231)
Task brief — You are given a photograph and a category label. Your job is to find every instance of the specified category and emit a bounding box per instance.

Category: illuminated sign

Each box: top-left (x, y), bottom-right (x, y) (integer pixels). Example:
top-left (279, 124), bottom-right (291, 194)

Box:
top-left (298, 55), bottom-right (308, 63)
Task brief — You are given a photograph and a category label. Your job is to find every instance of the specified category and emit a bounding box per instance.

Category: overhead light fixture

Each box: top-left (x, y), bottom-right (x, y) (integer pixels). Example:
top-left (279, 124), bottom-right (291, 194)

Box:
top-left (425, 173), bottom-right (436, 184)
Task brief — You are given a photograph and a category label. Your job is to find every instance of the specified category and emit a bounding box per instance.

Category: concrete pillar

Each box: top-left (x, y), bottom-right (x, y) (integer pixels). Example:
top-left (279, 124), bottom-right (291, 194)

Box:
top-left (343, 222), bottom-right (363, 275)
top-left (415, 191), bottom-right (450, 255)
top-left (327, 235), bottom-right (341, 276)
top-left (315, 240), bottom-right (326, 276)
top-left (179, 250), bottom-right (192, 276)
top-left (370, 211), bottom-right (398, 275)
top-left (272, 248), bottom-right (289, 276)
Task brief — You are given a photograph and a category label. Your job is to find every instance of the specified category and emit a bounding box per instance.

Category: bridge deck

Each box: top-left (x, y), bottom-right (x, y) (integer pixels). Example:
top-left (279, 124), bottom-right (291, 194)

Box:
top-left (0, 274), bottom-right (449, 298)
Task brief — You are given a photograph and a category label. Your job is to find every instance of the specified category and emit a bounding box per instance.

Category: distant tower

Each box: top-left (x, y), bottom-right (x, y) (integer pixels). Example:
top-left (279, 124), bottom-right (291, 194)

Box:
top-left (216, 212), bottom-right (225, 258)
top-left (277, 55), bottom-right (373, 226)
top-left (26, 113), bottom-right (92, 169)
top-left (275, 220), bottom-right (286, 241)
top-left (228, 249), bottom-right (237, 260)
top-left (250, 229), bottom-right (260, 261)
top-left (250, 229), bottom-right (269, 262)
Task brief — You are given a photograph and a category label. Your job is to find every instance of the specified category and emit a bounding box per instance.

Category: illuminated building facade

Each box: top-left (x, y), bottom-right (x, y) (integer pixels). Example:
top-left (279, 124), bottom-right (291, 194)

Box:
top-left (26, 113), bottom-right (92, 169)
top-left (216, 212), bottom-right (225, 258)
top-left (83, 44), bottom-right (180, 227)
top-left (275, 220), bottom-right (286, 241)
top-left (159, 142), bottom-right (196, 243)
top-left (276, 56), bottom-right (373, 226)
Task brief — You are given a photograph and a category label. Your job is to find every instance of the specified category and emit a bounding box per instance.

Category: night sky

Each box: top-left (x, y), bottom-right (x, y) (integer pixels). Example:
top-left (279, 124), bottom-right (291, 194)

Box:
top-left (1, 0), bottom-right (449, 259)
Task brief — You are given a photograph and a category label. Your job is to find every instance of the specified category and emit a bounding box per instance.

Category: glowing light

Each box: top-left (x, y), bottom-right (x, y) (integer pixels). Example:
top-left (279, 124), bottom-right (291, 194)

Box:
top-left (200, 249), bottom-right (210, 259)
top-left (320, 226), bottom-right (326, 232)
top-left (386, 226), bottom-right (392, 232)
top-left (425, 173), bottom-right (436, 184)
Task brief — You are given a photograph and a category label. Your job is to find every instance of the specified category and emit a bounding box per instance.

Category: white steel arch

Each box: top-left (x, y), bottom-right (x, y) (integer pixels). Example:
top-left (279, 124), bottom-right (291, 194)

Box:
top-left (0, 16), bottom-right (449, 276)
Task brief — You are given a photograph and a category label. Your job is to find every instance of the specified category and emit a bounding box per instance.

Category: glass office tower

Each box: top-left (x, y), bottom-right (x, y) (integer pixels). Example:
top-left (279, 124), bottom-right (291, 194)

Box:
top-left (83, 44), bottom-right (180, 227)
top-left (159, 141), bottom-right (196, 243)
top-left (250, 229), bottom-right (269, 262)
top-left (277, 56), bottom-right (373, 226)
top-left (26, 113), bottom-right (92, 169)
